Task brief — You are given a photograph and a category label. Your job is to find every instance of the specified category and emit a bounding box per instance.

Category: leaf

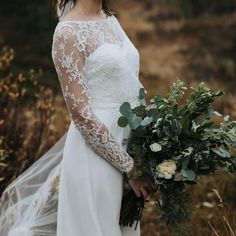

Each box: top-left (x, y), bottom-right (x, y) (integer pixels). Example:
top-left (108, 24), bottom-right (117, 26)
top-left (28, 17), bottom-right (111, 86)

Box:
top-left (224, 115), bottom-right (230, 121)
top-left (119, 102), bottom-right (132, 117)
top-left (138, 97), bottom-right (146, 106)
top-left (215, 90), bottom-right (224, 96)
top-left (200, 120), bottom-right (213, 130)
top-left (212, 148), bottom-right (231, 158)
top-left (128, 114), bottom-right (142, 129)
top-left (192, 120), bottom-right (200, 132)
top-left (148, 108), bottom-right (160, 121)
top-left (213, 111), bottom-right (222, 117)
top-left (158, 140), bottom-right (169, 146)
top-left (139, 88), bottom-right (146, 100)
top-left (182, 147), bottom-right (193, 156)
top-left (153, 93), bottom-right (165, 102)
top-left (227, 127), bottom-right (236, 142)
top-left (181, 169), bottom-right (196, 181)
top-left (138, 88), bottom-right (147, 105)
top-left (205, 107), bottom-right (213, 118)
top-left (118, 116), bottom-right (128, 127)
top-left (141, 117), bottom-right (153, 126)
top-left (182, 156), bottom-right (190, 169)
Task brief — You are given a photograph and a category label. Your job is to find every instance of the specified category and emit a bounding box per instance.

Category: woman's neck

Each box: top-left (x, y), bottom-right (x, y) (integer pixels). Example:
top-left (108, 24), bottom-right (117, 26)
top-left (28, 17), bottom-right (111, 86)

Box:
top-left (73, 0), bottom-right (103, 18)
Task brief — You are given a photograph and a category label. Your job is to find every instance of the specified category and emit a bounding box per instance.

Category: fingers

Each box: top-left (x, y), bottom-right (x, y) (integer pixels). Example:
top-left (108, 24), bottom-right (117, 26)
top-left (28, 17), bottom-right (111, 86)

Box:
top-left (143, 182), bottom-right (158, 199)
top-left (129, 179), bottom-right (158, 199)
top-left (134, 189), bottom-right (141, 198)
top-left (140, 186), bottom-right (149, 199)
top-left (144, 182), bottom-right (156, 192)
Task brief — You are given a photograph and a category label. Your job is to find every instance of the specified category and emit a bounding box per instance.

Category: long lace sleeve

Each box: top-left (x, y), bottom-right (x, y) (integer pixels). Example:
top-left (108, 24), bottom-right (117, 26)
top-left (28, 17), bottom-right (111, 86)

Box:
top-left (51, 24), bottom-right (134, 174)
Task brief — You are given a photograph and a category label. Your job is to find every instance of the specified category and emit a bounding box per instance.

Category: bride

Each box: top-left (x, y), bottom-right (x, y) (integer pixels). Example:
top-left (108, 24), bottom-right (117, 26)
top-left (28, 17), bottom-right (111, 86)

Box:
top-left (0, 0), bottom-right (157, 235)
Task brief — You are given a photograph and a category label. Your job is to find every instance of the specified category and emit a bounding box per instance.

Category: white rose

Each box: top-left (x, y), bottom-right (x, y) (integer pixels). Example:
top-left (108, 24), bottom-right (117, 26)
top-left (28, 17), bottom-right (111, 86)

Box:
top-left (156, 159), bottom-right (177, 179)
top-left (150, 143), bottom-right (162, 152)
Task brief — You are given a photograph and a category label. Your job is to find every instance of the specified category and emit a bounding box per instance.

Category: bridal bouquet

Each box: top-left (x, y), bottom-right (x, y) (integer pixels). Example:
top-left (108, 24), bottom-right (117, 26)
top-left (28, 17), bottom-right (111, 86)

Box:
top-left (118, 79), bottom-right (236, 231)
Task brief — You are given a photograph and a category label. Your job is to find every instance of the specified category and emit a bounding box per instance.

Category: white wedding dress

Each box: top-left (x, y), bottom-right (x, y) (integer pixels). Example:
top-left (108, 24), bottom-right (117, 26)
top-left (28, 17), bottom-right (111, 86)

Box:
top-left (0, 12), bottom-right (144, 236)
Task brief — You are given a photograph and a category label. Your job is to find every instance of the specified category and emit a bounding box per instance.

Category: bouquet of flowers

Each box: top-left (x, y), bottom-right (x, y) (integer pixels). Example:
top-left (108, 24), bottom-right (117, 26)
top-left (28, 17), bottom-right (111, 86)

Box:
top-left (118, 79), bottom-right (236, 231)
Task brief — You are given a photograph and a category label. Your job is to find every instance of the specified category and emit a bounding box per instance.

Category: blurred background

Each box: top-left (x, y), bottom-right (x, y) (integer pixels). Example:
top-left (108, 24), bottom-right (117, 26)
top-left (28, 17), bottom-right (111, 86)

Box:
top-left (0, 0), bottom-right (236, 235)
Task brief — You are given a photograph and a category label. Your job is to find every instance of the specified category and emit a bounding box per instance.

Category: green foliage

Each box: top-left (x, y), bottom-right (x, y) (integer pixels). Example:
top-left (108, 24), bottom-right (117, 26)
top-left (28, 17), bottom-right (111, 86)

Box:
top-left (168, 79), bottom-right (186, 105)
top-left (118, 79), bottom-right (236, 230)
top-left (119, 102), bottom-right (143, 129)
top-left (180, 82), bottom-right (224, 120)
top-left (156, 182), bottom-right (191, 235)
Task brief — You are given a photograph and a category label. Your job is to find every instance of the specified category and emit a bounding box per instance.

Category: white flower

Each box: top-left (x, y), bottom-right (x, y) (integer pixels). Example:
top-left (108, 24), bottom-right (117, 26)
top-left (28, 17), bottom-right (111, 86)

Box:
top-left (156, 159), bottom-right (177, 179)
top-left (150, 142), bottom-right (162, 152)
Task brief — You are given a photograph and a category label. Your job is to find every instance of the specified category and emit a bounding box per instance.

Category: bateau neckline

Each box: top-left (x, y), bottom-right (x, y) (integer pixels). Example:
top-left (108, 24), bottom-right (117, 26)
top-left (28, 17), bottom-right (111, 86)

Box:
top-left (59, 14), bottom-right (114, 24)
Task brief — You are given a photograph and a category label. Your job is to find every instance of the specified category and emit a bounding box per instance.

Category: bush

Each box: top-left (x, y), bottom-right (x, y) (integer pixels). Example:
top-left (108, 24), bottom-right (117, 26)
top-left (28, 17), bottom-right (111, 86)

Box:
top-left (0, 42), bottom-right (55, 195)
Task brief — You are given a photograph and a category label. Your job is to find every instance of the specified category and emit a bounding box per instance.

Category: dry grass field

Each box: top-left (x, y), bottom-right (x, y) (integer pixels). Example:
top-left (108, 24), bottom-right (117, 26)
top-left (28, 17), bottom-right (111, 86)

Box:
top-left (0, 0), bottom-right (236, 235)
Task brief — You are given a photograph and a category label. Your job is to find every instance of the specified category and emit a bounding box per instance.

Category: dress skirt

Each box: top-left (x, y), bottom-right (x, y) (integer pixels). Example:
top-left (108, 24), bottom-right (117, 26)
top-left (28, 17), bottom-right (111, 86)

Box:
top-left (57, 107), bottom-right (141, 236)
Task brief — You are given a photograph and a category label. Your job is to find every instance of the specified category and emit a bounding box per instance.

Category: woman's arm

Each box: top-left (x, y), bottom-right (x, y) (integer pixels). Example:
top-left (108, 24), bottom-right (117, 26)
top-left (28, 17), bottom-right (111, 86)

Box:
top-left (52, 24), bottom-right (135, 174)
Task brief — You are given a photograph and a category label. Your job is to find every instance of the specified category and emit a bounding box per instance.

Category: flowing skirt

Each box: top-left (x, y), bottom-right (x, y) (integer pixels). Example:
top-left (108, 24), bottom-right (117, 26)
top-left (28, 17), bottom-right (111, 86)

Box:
top-left (0, 107), bottom-right (140, 236)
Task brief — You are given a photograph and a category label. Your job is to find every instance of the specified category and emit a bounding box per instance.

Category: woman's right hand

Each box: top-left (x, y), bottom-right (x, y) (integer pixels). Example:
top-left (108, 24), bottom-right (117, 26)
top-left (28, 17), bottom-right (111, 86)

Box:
top-left (126, 164), bottom-right (157, 199)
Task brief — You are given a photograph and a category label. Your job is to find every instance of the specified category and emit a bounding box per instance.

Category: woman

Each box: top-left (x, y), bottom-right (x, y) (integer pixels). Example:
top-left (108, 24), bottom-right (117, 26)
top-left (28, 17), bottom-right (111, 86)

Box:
top-left (0, 0), bottom-right (157, 235)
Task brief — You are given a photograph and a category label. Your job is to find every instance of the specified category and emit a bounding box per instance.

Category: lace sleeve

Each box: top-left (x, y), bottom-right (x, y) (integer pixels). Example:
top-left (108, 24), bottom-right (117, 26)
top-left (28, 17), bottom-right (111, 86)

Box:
top-left (51, 24), bottom-right (134, 174)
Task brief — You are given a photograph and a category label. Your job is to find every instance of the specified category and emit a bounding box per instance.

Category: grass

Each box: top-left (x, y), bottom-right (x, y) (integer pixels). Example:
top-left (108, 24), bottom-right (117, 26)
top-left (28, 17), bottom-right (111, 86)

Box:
top-left (0, 0), bottom-right (235, 235)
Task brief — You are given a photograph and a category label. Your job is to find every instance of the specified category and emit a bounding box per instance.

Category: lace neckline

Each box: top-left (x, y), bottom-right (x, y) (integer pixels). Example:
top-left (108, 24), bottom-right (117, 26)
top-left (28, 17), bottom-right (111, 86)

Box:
top-left (59, 14), bottom-right (114, 24)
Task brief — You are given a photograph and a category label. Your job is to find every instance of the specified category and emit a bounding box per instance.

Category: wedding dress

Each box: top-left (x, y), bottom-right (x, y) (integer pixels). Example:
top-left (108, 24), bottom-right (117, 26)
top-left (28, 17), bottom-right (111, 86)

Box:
top-left (0, 11), bottom-right (144, 236)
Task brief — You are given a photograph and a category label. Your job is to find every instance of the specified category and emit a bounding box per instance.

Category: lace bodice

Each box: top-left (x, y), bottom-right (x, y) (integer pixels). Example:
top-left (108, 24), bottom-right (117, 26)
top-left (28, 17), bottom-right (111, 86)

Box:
top-left (51, 14), bottom-right (143, 174)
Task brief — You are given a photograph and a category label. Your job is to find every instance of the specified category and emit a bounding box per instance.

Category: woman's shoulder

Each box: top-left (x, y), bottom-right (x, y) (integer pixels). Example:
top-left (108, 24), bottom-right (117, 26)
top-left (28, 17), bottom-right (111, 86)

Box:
top-left (52, 13), bottom-right (120, 47)
top-left (53, 13), bottom-right (117, 38)
top-left (52, 19), bottom-right (89, 43)
top-left (52, 22), bottom-right (77, 43)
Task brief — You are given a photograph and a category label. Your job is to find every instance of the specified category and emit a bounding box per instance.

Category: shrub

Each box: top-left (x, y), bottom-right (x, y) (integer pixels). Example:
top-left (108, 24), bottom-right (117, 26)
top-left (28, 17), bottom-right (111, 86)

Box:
top-left (0, 43), bottom-right (55, 195)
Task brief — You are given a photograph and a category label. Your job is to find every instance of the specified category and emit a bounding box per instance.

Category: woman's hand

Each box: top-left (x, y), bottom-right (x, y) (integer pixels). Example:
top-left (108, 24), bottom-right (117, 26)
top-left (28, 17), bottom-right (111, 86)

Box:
top-left (126, 164), bottom-right (157, 199)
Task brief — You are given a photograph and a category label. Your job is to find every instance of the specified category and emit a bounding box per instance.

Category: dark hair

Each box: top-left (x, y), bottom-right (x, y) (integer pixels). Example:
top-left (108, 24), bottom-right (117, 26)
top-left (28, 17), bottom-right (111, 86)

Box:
top-left (51, 0), bottom-right (112, 18)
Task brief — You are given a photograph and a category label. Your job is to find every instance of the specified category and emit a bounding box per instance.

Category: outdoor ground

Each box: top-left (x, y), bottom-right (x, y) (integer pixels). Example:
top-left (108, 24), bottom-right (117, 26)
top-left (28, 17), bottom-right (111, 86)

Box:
top-left (0, 0), bottom-right (236, 235)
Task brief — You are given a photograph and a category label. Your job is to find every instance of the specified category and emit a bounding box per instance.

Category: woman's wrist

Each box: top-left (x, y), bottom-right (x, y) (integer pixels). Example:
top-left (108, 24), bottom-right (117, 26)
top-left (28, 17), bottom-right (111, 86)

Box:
top-left (125, 163), bottom-right (138, 180)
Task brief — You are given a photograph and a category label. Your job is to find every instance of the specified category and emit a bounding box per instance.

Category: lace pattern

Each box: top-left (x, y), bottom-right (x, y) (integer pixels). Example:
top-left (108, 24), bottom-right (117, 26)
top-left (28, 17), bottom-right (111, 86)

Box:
top-left (51, 16), bottom-right (135, 173)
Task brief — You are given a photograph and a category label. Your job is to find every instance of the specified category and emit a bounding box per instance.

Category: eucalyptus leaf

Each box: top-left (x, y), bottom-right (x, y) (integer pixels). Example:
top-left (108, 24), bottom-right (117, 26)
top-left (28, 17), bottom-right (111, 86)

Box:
top-left (141, 117), bottom-right (153, 126)
top-left (148, 108), bottom-right (160, 121)
top-left (118, 116), bottom-right (128, 127)
top-left (181, 169), bottom-right (196, 181)
top-left (138, 97), bottom-right (146, 106)
top-left (119, 102), bottom-right (132, 117)
top-left (128, 114), bottom-right (142, 129)
top-left (139, 88), bottom-right (146, 100)
top-left (182, 156), bottom-right (190, 169)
